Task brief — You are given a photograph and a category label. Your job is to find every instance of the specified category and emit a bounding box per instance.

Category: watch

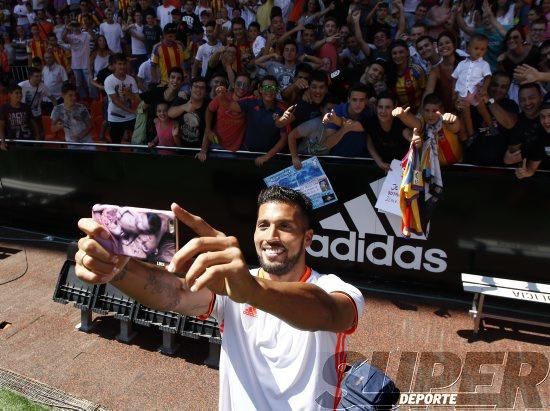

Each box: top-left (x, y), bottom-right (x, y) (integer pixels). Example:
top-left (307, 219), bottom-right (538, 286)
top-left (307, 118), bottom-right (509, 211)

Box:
top-left (487, 98), bottom-right (495, 105)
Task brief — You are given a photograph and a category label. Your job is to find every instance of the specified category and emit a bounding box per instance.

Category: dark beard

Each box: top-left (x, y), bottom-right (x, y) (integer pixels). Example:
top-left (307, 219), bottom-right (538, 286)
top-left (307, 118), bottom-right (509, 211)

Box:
top-left (257, 245), bottom-right (303, 276)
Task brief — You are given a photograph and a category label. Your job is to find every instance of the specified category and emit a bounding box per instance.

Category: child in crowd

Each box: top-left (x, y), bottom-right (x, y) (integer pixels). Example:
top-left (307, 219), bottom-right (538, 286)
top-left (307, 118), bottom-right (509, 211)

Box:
top-left (392, 94), bottom-right (463, 166)
top-left (148, 102), bottom-right (180, 154)
top-left (0, 84), bottom-right (37, 150)
top-left (51, 82), bottom-right (94, 150)
top-left (452, 33), bottom-right (492, 126)
top-left (289, 98), bottom-right (337, 169)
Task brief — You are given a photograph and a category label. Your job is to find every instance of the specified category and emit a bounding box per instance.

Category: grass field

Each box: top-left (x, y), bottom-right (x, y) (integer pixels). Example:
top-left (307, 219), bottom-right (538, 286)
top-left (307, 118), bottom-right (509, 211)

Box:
top-left (0, 388), bottom-right (50, 410)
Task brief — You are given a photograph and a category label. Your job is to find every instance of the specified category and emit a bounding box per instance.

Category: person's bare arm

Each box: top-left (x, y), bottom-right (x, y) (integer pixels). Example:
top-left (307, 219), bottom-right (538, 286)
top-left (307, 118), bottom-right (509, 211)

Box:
top-left (394, 0), bottom-right (406, 40)
top-left (423, 66), bottom-right (439, 101)
top-left (455, 5), bottom-right (475, 36)
top-left (351, 11), bottom-right (371, 57)
top-left (516, 158), bottom-right (541, 179)
top-left (392, 106), bottom-right (422, 129)
top-left (91, 77), bottom-right (105, 91)
top-left (367, 135), bottom-right (390, 172)
top-left (255, 131), bottom-right (287, 166)
top-left (130, 26), bottom-right (145, 41)
top-left (324, 121), bottom-right (364, 150)
top-left (514, 64), bottom-right (550, 84)
top-left (254, 52), bottom-right (277, 68)
top-left (488, 102), bottom-right (517, 129)
top-left (196, 109), bottom-right (213, 162)
top-left (288, 126), bottom-right (304, 169)
top-left (108, 93), bottom-right (136, 114)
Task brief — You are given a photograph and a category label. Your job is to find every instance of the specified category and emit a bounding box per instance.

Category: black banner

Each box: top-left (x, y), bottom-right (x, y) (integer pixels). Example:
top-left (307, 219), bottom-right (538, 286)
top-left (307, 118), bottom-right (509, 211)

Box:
top-left (1, 147), bottom-right (548, 291)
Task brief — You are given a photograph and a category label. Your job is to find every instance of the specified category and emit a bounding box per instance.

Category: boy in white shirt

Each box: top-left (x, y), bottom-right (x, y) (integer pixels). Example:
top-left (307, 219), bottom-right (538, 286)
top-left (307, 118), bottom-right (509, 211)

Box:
top-left (452, 33), bottom-right (492, 125)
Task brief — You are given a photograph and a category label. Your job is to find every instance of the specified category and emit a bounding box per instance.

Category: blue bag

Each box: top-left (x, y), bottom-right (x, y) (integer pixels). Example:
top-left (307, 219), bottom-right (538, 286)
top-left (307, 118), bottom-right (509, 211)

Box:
top-left (338, 361), bottom-right (400, 410)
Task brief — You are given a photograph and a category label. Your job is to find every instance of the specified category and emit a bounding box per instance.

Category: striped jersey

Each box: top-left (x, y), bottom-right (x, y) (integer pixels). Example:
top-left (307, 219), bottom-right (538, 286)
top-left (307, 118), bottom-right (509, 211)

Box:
top-left (393, 63), bottom-right (427, 112)
top-left (26, 38), bottom-right (47, 62)
top-left (151, 41), bottom-right (189, 84)
top-left (202, 267), bottom-right (364, 411)
top-left (50, 47), bottom-right (71, 71)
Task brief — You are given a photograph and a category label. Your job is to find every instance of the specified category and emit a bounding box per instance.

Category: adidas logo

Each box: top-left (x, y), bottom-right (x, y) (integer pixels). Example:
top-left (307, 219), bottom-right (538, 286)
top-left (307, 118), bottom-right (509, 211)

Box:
top-left (306, 178), bottom-right (448, 274)
top-left (243, 305), bottom-right (257, 317)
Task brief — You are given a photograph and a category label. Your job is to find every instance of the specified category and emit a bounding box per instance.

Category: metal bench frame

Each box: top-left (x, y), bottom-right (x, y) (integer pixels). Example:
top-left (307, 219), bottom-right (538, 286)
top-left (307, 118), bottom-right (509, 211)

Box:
top-left (461, 273), bottom-right (550, 334)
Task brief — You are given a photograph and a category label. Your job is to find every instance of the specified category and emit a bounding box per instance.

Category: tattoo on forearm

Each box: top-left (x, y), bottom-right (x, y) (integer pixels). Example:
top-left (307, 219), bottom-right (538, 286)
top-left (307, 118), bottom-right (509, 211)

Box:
top-left (144, 271), bottom-right (182, 311)
top-left (111, 266), bottom-right (128, 282)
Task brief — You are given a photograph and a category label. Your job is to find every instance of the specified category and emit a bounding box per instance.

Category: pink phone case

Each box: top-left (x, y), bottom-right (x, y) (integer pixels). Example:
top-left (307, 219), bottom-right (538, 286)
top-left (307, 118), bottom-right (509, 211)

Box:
top-left (92, 204), bottom-right (177, 264)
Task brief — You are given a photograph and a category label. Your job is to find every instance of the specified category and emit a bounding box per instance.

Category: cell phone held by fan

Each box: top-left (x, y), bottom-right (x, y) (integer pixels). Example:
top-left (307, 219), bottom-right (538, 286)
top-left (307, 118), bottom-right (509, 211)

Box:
top-left (92, 204), bottom-right (179, 265)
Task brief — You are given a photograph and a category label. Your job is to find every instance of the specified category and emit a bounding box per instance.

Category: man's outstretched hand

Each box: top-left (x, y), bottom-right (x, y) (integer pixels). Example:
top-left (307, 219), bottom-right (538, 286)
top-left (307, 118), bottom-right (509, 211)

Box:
top-left (167, 204), bottom-right (258, 303)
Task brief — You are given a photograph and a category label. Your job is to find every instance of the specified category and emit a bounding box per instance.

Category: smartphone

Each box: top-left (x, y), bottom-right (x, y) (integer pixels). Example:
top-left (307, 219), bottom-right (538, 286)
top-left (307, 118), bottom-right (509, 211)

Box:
top-left (92, 204), bottom-right (179, 265)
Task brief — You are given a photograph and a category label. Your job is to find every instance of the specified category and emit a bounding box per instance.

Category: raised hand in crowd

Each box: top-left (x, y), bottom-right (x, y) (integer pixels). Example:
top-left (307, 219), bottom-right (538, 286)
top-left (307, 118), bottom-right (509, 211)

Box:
top-left (516, 158), bottom-right (536, 179)
top-left (274, 104), bottom-right (296, 128)
top-left (514, 64), bottom-right (550, 85)
top-left (411, 128), bottom-right (423, 149)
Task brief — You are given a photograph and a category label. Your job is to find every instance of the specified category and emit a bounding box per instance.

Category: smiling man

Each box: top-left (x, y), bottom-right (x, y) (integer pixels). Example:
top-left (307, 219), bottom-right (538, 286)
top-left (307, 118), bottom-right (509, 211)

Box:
top-left (75, 186), bottom-right (364, 410)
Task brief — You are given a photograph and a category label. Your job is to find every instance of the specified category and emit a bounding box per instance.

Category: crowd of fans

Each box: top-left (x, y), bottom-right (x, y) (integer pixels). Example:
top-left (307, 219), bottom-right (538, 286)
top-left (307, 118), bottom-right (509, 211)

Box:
top-left (0, 0), bottom-right (549, 178)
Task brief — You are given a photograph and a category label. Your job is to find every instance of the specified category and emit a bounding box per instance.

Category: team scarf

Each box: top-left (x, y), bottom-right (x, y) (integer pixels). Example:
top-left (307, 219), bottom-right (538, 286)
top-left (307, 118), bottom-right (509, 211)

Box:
top-left (400, 130), bottom-right (443, 238)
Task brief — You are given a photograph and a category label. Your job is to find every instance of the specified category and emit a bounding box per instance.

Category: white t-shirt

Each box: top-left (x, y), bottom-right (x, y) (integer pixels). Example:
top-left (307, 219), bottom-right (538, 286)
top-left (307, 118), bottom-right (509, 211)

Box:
top-left (18, 80), bottom-right (50, 117)
top-left (13, 4), bottom-right (28, 26)
top-left (51, 103), bottom-right (93, 143)
top-left (206, 268), bottom-right (364, 411)
top-left (137, 60), bottom-right (159, 90)
top-left (452, 57), bottom-right (492, 97)
top-left (195, 41), bottom-right (222, 77)
top-left (66, 32), bottom-right (90, 69)
top-left (104, 73), bottom-right (139, 122)
top-left (42, 63), bottom-right (68, 99)
top-left (130, 24), bottom-right (147, 55)
top-left (156, 4), bottom-right (174, 29)
top-left (99, 22), bottom-right (124, 54)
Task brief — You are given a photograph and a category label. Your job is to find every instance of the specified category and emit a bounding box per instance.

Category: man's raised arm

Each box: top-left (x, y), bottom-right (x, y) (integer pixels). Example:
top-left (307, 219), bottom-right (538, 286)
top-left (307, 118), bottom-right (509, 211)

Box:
top-left (75, 204), bottom-right (224, 316)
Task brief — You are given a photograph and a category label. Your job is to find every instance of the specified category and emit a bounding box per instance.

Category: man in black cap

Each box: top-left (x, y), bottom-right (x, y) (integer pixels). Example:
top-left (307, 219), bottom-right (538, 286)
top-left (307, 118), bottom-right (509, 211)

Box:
top-left (170, 8), bottom-right (189, 45)
top-left (151, 23), bottom-right (190, 85)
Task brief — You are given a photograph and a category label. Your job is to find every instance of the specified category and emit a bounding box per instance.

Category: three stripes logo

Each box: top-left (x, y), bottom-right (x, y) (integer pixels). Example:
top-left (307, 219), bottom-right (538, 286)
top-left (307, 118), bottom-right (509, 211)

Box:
top-left (306, 178), bottom-right (448, 273)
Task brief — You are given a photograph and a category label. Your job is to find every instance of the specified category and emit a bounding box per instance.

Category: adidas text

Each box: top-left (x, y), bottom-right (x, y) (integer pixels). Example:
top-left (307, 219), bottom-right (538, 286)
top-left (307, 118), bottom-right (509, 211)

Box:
top-left (307, 232), bottom-right (447, 273)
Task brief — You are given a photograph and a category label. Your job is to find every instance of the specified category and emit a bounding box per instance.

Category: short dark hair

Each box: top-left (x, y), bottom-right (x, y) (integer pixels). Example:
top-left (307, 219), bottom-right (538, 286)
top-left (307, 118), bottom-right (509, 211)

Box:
top-left (411, 22), bottom-right (428, 32)
top-left (377, 91), bottom-right (395, 105)
top-left (205, 20), bottom-right (216, 29)
top-left (282, 38), bottom-right (297, 49)
top-left (248, 21), bottom-right (260, 30)
top-left (260, 74), bottom-right (278, 87)
top-left (28, 67), bottom-right (41, 76)
top-left (295, 63), bottom-right (313, 76)
top-left (231, 17), bottom-right (245, 27)
top-left (270, 6), bottom-right (282, 19)
top-left (518, 82), bottom-right (542, 95)
top-left (257, 186), bottom-right (314, 230)
top-left (191, 76), bottom-right (207, 86)
top-left (348, 82), bottom-right (369, 98)
top-left (112, 53), bottom-right (127, 64)
top-left (416, 35), bottom-right (434, 47)
top-left (471, 33), bottom-right (489, 44)
top-left (423, 93), bottom-right (442, 107)
top-left (62, 82), bottom-right (77, 94)
top-left (168, 66), bottom-right (184, 78)
top-left (309, 70), bottom-right (328, 86)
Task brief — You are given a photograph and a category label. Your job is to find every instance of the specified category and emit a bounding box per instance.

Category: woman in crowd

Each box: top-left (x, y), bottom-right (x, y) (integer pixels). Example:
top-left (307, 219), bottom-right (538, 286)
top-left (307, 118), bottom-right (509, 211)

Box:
top-left (423, 31), bottom-right (463, 113)
top-left (366, 92), bottom-right (411, 172)
top-left (89, 35), bottom-right (112, 88)
top-left (498, 26), bottom-right (541, 100)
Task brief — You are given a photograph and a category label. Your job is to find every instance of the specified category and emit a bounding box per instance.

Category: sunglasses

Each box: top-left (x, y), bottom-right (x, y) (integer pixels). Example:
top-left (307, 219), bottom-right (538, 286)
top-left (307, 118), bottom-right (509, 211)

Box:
top-left (260, 84), bottom-right (278, 93)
